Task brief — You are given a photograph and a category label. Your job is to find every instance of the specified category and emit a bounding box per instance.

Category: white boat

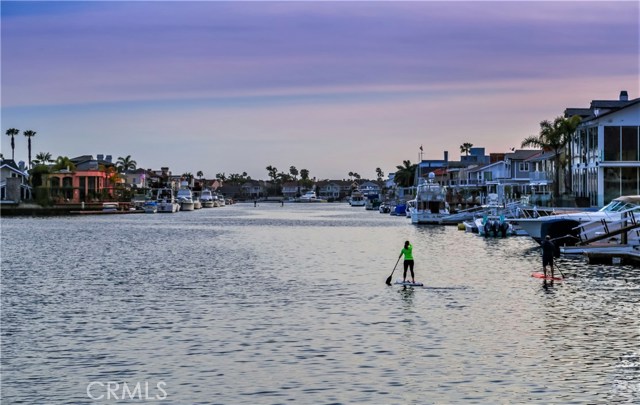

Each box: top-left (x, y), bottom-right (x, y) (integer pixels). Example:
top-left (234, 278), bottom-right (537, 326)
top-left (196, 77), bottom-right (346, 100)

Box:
top-left (192, 192), bottom-right (202, 210)
top-left (513, 195), bottom-right (640, 244)
top-left (299, 191), bottom-right (324, 202)
top-left (102, 202), bottom-right (118, 212)
top-left (405, 199), bottom-right (416, 218)
top-left (200, 189), bottom-right (215, 208)
top-left (176, 188), bottom-right (195, 211)
top-left (410, 174), bottom-right (450, 224)
top-left (156, 188), bottom-right (180, 213)
top-left (349, 191), bottom-right (366, 206)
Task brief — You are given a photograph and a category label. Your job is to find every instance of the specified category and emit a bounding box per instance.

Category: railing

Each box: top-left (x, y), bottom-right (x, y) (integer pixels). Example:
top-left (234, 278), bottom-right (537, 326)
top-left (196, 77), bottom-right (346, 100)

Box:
top-left (574, 209), bottom-right (640, 245)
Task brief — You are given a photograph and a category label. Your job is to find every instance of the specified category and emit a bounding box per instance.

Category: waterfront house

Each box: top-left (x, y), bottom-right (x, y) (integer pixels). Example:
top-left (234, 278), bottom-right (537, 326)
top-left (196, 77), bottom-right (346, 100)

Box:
top-left (316, 180), bottom-right (348, 201)
top-left (568, 90), bottom-right (640, 206)
top-left (241, 180), bottom-right (267, 199)
top-left (123, 168), bottom-right (154, 190)
top-left (358, 181), bottom-right (383, 196)
top-left (0, 159), bottom-right (31, 202)
top-left (281, 181), bottom-right (301, 199)
top-left (42, 154), bottom-right (119, 203)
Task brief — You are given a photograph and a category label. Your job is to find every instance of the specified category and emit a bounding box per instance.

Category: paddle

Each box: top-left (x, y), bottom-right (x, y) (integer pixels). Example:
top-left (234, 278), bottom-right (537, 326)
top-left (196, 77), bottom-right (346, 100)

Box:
top-left (554, 261), bottom-right (566, 279)
top-left (385, 256), bottom-right (402, 285)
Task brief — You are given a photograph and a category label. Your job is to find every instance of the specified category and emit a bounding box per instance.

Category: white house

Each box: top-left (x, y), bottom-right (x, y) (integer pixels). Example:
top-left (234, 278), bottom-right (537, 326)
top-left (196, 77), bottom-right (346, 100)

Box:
top-left (1, 159), bottom-right (31, 202)
top-left (568, 90), bottom-right (640, 206)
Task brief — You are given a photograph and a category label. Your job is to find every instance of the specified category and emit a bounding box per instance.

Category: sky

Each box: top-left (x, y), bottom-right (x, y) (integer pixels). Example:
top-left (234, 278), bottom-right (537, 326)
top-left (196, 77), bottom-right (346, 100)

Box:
top-left (1, 0), bottom-right (638, 180)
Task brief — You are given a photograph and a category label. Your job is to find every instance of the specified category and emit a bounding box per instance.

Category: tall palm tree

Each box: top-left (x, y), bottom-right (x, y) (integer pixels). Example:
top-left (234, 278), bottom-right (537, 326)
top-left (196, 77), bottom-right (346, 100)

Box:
top-left (376, 167), bottom-right (384, 181)
top-left (266, 165), bottom-right (278, 181)
top-left (394, 160), bottom-right (417, 188)
top-left (23, 130), bottom-right (36, 168)
top-left (521, 116), bottom-right (580, 201)
top-left (460, 142), bottom-right (473, 156)
top-left (116, 155), bottom-right (137, 173)
top-left (560, 115), bottom-right (582, 193)
top-left (196, 170), bottom-right (204, 183)
top-left (5, 128), bottom-right (19, 160)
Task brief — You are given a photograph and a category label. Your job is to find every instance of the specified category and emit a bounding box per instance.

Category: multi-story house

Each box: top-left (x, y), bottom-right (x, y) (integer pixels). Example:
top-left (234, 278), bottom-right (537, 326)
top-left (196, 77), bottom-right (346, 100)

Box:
top-left (316, 180), bottom-right (350, 201)
top-left (281, 181), bottom-right (301, 199)
top-left (241, 180), bottom-right (267, 199)
top-left (568, 90), bottom-right (640, 206)
top-left (43, 154), bottom-right (118, 203)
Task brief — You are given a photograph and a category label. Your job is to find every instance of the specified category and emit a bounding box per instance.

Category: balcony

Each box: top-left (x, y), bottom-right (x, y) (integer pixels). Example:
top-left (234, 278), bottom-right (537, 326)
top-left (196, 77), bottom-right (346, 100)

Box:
top-left (529, 171), bottom-right (551, 183)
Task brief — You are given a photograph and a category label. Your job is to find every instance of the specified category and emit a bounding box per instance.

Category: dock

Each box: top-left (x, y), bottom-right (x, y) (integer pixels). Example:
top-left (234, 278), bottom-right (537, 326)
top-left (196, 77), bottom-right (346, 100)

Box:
top-left (561, 244), bottom-right (640, 265)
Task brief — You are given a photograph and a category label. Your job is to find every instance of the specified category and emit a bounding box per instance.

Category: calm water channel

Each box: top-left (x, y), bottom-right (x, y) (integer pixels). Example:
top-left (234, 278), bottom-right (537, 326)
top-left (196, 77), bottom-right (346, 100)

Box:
top-left (1, 203), bottom-right (639, 404)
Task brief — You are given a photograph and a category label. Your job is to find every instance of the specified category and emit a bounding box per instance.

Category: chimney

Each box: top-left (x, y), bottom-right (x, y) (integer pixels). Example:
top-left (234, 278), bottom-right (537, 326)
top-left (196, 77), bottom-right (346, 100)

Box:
top-left (444, 151), bottom-right (448, 162)
top-left (97, 154), bottom-right (104, 161)
top-left (620, 90), bottom-right (628, 101)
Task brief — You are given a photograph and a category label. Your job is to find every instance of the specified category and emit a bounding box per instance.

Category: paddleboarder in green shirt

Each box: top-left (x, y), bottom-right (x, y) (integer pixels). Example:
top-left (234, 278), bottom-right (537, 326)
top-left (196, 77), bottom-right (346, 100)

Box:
top-left (399, 240), bottom-right (415, 283)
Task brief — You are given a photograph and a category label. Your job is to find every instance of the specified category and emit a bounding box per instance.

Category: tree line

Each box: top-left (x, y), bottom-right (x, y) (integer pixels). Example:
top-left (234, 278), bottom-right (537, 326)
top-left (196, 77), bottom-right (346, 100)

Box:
top-left (6, 113), bottom-right (580, 202)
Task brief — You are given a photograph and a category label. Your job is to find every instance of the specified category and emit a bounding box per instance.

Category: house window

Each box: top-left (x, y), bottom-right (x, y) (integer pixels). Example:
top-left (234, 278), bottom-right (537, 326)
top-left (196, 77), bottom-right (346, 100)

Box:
top-left (604, 167), bottom-right (620, 204)
top-left (518, 162), bottom-right (529, 171)
top-left (604, 126), bottom-right (621, 161)
top-left (621, 167), bottom-right (638, 196)
top-left (621, 126), bottom-right (639, 161)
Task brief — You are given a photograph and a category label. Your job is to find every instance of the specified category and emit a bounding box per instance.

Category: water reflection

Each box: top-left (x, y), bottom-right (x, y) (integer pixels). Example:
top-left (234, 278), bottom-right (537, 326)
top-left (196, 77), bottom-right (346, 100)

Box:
top-left (1, 203), bottom-right (639, 403)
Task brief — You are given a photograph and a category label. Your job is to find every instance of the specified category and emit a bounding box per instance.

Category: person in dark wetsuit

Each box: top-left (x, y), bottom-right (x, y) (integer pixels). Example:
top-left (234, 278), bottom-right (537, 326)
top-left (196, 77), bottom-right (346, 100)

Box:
top-left (541, 234), bottom-right (555, 278)
top-left (399, 240), bottom-right (415, 283)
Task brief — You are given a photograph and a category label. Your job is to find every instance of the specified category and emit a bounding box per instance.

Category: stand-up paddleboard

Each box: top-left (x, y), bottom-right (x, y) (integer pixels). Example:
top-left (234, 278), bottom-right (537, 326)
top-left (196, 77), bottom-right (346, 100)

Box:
top-left (394, 278), bottom-right (424, 287)
top-left (531, 272), bottom-right (563, 281)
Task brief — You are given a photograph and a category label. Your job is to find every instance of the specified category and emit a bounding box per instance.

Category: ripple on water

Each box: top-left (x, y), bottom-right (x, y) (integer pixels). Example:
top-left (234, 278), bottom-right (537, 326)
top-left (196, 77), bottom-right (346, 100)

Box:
top-left (1, 204), bottom-right (639, 403)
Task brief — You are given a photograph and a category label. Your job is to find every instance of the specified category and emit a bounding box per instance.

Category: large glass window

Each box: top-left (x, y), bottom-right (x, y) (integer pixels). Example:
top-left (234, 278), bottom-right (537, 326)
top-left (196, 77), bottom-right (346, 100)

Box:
top-left (604, 167), bottom-right (620, 204)
top-left (621, 126), bottom-right (639, 161)
top-left (588, 127), bottom-right (598, 160)
top-left (621, 167), bottom-right (638, 196)
top-left (604, 126), bottom-right (620, 161)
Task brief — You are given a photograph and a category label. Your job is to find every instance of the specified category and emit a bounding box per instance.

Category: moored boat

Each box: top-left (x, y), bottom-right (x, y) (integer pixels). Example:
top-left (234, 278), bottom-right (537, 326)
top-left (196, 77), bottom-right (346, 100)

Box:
top-left (410, 174), bottom-right (450, 225)
top-left (155, 188), bottom-right (180, 213)
top-left (200, 189), bottom-right (215, 208)
top-left (512, 195), bottom-right (640, 244)
top-left (176, 187), bottom-right (195, 211)
top-left (349, 191), bottom-right (366, 206)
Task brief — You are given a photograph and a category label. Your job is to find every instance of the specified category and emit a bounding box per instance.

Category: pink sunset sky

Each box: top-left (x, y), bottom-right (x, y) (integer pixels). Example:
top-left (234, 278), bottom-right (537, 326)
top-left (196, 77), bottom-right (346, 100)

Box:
top-left (1, 1), bottom-right (638, 180)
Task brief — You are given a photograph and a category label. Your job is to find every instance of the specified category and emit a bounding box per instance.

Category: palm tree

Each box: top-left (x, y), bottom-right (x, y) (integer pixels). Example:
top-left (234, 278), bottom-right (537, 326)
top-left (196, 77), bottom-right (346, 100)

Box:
top-left (33, 152), bottom-right (53, 166)
top-left (23, 130), bottom-right (36, 168)
top-left (266, 165), bottom-right (278, 196)
top-left (376, 167), bottom-right (384, 181)
top-left (5, 128), bottom-right (19, 160)
top-left (266, 165), bottom-right (278, 181)
top-left (52, 156), bottom-right (76, 171)
top-left (289, 166), bottom-right (299, 180)
top-left (521, 115), bottom-right (580, 202)
top-left (394, 160), bottom-right (417, 188)
top-left (460, 142), bottom-right (473, 156)
top-left (116, 155), bottom-right (137, 173)
top-left (216, 172), bottom-right (227, 182)
top-left (300, 169), bottom-right (310, 180)
top-left (182, 172), bottom-right (193, 183)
